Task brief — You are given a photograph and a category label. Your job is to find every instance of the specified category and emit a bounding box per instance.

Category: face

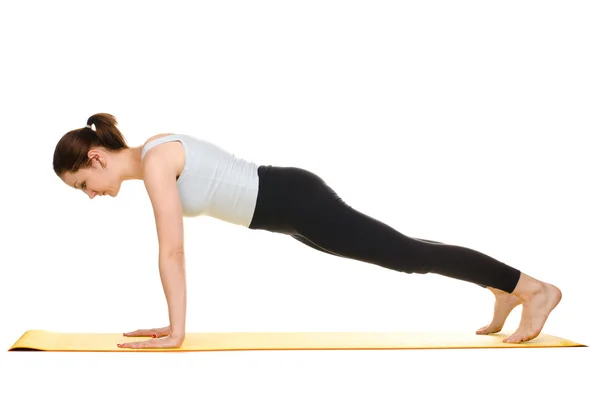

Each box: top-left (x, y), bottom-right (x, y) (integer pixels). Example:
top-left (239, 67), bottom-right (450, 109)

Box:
top-left (61, 150), bottom-right (122, 199)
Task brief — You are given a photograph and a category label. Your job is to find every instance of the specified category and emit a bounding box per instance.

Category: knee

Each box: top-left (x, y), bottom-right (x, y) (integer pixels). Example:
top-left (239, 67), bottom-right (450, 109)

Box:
top-left (400, 259), bottom-right (434, 275)
top-left (397, 244), bottom-right (436, 275)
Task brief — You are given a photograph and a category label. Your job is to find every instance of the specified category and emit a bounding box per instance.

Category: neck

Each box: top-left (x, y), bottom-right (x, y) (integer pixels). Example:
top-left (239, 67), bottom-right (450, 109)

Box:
top-left (117, 146), bottom-right (144, 181)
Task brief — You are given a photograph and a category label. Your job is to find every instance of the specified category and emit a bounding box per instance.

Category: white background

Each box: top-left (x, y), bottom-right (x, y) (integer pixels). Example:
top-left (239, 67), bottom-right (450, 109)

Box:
top-left (1, 0), bottom-right (598, 395)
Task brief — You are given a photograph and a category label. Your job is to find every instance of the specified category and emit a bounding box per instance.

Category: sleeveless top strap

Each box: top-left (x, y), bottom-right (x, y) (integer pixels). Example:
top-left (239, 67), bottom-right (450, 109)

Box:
top-left (141, 135), bottom-right (181, 160)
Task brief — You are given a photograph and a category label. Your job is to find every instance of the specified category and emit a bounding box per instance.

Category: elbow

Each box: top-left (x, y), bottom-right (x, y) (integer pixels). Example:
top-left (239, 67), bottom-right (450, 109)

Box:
top-left (160, 247), bottom-right (185, 258)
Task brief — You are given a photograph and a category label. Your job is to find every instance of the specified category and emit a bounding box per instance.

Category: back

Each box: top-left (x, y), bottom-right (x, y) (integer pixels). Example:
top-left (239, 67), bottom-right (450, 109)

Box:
top-left (141, 134), bottom-right (260, 227)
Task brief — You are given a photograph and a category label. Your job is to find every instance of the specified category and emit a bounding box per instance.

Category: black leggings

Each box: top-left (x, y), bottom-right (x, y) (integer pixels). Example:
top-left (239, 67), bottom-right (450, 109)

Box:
top-left (248, 165), bottom-right (521, 293)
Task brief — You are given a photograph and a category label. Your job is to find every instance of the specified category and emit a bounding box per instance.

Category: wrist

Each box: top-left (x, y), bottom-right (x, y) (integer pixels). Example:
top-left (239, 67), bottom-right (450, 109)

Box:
top-left (169, 332), bottom-right (185, 342)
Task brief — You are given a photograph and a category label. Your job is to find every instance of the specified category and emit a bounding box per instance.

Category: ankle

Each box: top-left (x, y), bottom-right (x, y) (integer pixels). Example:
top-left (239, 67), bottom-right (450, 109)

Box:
top-left (512, 273), bottom-right (545, 301)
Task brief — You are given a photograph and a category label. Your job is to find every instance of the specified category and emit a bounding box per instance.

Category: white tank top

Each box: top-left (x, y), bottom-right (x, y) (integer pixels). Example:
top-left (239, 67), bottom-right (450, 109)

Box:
top-left (141, 134), bottom-right (260, 227)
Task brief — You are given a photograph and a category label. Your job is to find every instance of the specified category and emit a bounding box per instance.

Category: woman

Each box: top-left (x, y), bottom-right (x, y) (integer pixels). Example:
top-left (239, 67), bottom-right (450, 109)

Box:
top-left (53, 113), bottom-right (561, 349)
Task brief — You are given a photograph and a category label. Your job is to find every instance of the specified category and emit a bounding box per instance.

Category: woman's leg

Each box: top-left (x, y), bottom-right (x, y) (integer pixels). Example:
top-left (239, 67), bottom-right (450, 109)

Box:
top-left (249, 165), bottom-right (561, 342)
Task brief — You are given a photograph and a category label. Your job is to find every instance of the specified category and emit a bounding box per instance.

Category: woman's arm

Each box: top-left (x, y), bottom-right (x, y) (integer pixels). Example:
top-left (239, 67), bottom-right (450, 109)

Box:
top-left (142, 149), bottom-right (187, 343)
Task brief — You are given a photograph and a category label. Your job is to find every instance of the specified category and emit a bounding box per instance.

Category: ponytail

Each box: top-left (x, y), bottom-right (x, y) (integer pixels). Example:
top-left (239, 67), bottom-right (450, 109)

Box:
top-left (85, 113), bottom-right (127, 151)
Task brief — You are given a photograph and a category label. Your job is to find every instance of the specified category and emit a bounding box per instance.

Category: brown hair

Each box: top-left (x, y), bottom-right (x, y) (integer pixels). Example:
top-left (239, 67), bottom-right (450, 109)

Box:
top-left (53, 113), bottom-right (129, 177)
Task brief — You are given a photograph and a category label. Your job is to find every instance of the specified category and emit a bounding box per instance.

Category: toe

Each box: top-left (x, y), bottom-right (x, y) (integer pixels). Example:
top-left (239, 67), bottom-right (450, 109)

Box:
top-left (503, 335), bottom-right (517, 343)
top-left (521, 333), bottom-right (537, 343)
top-left (476, 325), bottom-right (492, 335)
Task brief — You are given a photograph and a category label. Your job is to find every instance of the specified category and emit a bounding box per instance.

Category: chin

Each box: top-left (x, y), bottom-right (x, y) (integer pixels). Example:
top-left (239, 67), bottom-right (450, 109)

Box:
top-left (111, 184), bottom-right (122, 197)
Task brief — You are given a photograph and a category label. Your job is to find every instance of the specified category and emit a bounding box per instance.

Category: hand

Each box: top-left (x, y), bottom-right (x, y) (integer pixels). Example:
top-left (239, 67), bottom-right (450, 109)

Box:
top-left (123, 326), bottom-right (171, 339)
top-left (117, 334), bottom-right (184, 349)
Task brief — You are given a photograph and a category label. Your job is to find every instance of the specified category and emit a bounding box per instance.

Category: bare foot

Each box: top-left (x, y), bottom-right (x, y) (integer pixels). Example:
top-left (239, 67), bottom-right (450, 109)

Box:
top-left (504, 281), bottom-right (562, 343)
top-left (476, 287), bottom-right (521, 335)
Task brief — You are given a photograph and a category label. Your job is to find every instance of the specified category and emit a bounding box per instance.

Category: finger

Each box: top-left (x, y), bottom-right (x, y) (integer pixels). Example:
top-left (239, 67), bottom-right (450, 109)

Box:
top-left (118, 341), bottom-right (152, 349)
top-left (118, 341), bottom-right (145, 348)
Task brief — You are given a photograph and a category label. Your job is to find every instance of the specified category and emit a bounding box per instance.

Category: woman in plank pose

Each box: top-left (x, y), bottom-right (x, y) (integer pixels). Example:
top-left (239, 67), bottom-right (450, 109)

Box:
top-left (53, 113), bottom-right (562, 349)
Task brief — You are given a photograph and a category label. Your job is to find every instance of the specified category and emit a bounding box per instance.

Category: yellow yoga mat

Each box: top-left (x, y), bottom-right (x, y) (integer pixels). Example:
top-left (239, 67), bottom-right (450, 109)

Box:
top-left (8, 330), bottom-right (586, 351)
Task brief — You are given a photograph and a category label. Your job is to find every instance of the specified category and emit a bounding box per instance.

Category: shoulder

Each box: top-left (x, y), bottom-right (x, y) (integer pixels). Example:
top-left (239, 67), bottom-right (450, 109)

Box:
top-left (141, 133), bottom-right (184, 182)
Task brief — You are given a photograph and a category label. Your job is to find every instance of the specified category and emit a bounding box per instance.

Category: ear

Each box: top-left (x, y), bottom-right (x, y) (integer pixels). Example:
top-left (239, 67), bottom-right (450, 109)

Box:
top-left (87, 149), bottom-right (107, 168)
